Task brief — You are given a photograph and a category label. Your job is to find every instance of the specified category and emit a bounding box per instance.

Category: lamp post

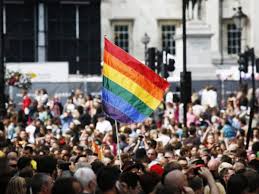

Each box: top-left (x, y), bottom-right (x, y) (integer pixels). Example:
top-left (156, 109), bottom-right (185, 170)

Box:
top-left (245, 48), bottom-right (255, 149)
top-left (141, 33), bottom-right (150, 65)
top-left (232, 6), bottom-right (247, 85)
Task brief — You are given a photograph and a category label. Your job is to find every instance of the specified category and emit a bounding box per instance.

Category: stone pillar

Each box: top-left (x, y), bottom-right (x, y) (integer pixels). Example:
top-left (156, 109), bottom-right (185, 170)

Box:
top-left (206, 0), bottom-right (221, 63)
top-left (175, 21), bottom-right (216, 80)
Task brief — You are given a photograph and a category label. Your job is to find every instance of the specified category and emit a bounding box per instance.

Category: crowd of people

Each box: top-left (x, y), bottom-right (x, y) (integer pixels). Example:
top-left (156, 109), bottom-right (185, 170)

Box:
top-left (0, 85), bottom-right (259, 194)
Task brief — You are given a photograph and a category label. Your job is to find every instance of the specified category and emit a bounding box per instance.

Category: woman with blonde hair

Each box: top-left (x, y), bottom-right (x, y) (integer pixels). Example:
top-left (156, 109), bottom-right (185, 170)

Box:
top-left (5, 176), bottom-right (27, 194)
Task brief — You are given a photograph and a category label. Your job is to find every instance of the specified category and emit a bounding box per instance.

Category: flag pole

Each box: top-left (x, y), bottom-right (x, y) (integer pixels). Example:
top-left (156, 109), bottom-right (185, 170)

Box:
top-left (115, 120), bottom-right (122, 171)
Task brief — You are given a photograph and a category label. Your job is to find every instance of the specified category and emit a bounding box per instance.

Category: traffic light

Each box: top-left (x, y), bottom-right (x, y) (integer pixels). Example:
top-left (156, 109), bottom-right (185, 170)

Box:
top-left (156, 51), bottom-right (162, 74)
top-left (167, 58), bottom-right (175, 71)
top-left (238, 52), bottom-right (248, 73)
top-left (164, 58), bottom-right (175, 78)
top-left (147, 47), bottom-right (156, 71)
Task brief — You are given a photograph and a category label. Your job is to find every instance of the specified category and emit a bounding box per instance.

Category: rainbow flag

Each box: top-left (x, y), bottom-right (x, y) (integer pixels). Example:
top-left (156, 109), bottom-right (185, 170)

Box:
top-left (102, 38), bottom-right (169, 123)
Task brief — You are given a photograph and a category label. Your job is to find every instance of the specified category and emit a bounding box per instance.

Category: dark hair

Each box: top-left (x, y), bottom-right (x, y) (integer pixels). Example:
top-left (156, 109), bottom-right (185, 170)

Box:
top-left (227, 174), bottom-right (248, 194)
top-left (119, 172), bottom-right (139, 189)
top-left (19, 166), bottom-right (33, 178)
top-left (139, 172), bottom-right (160, 194)
top-left (52, 177), bottom-right (79, 194)
top-left (17, 157), bottom-right (31, 170)
top-left (149, 139), bottom-right (157, 149)
top-left (220, 155), bottom-right (232, 164)
top-left (189, 176), bottom-right (203, 192)
top-left (36, 155), bottom-right (57, 175)
top-left (97, 166), bottom-right (120, 192)
top-left (31, 173), bottom-right (51, 194)
top-left (154, 183), bottom-right (181, 194)
top-left (24, 146), bottom-right (33, 154)
top-left (243, 169), bottom-right (259, 193)
top-left (91, 160), bottom-right (105, 175)
top-left (189, 126), bottom-right (196, 136)
top-left (120, 134), bottom-right (127, 142)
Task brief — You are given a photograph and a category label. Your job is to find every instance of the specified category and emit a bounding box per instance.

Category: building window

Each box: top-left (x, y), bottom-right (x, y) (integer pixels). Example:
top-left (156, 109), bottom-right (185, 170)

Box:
top-left (114, 24), bottom-right (129, 52)
top-left (4, 3), bottom-right (36, 62)
top-left (47, 2), bottom-right (101, 75)
top-left (227, 24), bottom-right (241, 54)
top-left (161, 25), bottom-right (176, 55)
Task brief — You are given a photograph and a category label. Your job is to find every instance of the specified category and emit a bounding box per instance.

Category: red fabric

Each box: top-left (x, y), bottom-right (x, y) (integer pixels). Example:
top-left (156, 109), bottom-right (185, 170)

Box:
top-left (150, 164), bottom-right (164, 176)
top-left (22, 96), bottom-right (31, 110)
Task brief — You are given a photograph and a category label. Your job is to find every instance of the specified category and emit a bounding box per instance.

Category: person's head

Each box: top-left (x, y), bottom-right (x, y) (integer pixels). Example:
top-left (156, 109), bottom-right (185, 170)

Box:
top-left (5, 176), bottom-right (27, 194)
top-left (253, 128), bottom-right (259, 139)
top-left (97, 166), bottom-right (120, 193)
top-left (17, 156), bottom-right (32, 171)
top-left (164, 170), bottom-right (188, 191)
top-left (31, 173), bottom-right (53, 194)
top-left (52, 177), bottom-right (81, 194)
top-left (164, 151), bottom-right (174, 163)
top-left (189, 126), bottom-right (196, 136)
top-left (220, 155), bottom-right (232, 164)
top-left (178, 157), bottom-right (188, 172)
top-left (219, 165), bottom-right (235, 184)
top-left (191, 147), bottom-right (199, 157)
top-left (233, 161), bottom-right (246, 173)
top-left (118, 172), bottom-right (140, 194)
top-left (37, 156), bottom-right (57, 178)
top-left (7, 151), bottom-right (18, 169)
top-left (154, 183), bottom-right (181, 194)
top-left (91, 160), bottom-right (105, 175)
top-left (122, 161), bottom-right (145, 176)
top-left (139, 172), bottom-right (161, 194)
top-left (227, 173), bottom-right (248, 194)
top-left (206, 133), bottom-right (215, 144)
top-left (189, 176), bottom-right (203, 194)
top-left (243, 169), bottom-right (259, 193)
top-left (22, 145), bottom-right (33, 157)
top-left (19, 131), bottom-right (28, 141)
top-left (147, 148), bottom-right (157, 161)
top-left (74, 167), bottom-right (96, 193)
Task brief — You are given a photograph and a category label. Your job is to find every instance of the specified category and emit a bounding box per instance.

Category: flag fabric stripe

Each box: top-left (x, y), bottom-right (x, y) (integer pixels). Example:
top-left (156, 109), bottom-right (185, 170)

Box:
top-left (104, 38), bottom-right (169, 91)
top-left (102, 88), bottom-right (146, 123)
top-left (103, 76), bottom-right (153, 116)
top-left (102, 100), bottom-right (134, 123)
top-left (103, 64), bottom-right (160, 110)
top-left (102, 38), bottom-right (169, 124)
top-left (104, 50), bottom-right (164, 101)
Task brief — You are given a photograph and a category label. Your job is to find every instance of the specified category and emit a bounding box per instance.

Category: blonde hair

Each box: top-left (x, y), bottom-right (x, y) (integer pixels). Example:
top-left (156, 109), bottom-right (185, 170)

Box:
top-left (5, 176), bottom-right (27, 194)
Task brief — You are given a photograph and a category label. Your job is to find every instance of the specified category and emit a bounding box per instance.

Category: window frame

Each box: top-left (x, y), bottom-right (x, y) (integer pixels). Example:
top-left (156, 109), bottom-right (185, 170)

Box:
top-left (158, 20), bottom-right (180, 56)
top-left (110, 20), bottom-right (133, 53)
top-left (222, 19), bottom-right (247, 57)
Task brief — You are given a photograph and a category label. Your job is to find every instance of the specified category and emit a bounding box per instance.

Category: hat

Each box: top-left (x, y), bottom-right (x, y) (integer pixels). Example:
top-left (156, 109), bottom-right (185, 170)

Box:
top-left (218, 162), bottom-right (233, 174)
top-left (150, 164), bottom-right (164, 176)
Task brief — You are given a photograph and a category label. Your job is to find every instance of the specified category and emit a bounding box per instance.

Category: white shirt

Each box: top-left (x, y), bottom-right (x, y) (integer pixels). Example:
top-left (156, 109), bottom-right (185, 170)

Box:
top-left (201, 89), bottom-right (217, 108)
top-left (192, 104), bottom-right (204, 117)
top-left (96, 120), bottom-right (112, 134)
top-left (156, 134), bottom-right (170, 146)
top-left (25, 125), bottom-right (36, 144)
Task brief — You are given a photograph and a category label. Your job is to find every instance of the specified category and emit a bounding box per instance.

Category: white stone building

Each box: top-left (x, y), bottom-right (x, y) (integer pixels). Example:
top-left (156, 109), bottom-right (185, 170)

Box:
top-left (101, 0), bottom-right (259, 80)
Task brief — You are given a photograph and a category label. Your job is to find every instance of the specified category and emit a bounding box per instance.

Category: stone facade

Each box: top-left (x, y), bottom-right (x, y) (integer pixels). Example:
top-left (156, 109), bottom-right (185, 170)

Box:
top-left (101, 0), bottom-right (259, 80)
